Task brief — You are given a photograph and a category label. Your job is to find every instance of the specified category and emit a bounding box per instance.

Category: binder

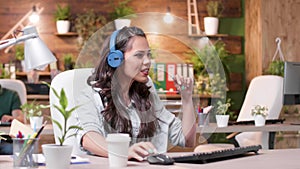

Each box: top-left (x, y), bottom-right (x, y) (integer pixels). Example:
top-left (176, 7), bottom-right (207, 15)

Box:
top-left (177, 63), bottom-right (182, 76)
top-left (166, 63), bottom-right (177, 94)
top-left (156, 63), bottom-right (166, 91)
top-left (188, 64), bottom-right (194, 78)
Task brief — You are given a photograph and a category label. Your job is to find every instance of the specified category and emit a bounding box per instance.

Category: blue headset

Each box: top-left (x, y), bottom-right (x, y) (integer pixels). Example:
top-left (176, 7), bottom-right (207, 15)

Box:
top-left (107, 30), bottom-right (124, 68)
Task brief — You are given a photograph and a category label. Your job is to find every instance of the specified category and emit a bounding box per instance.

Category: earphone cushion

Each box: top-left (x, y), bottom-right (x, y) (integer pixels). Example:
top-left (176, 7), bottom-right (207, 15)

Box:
top-left (107, 50), bottom-right (124, 68)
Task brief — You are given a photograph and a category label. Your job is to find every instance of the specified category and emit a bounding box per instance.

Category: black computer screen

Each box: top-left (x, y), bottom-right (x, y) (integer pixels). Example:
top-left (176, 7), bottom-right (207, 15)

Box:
top-left (283, 61), bottom-right (300, 105)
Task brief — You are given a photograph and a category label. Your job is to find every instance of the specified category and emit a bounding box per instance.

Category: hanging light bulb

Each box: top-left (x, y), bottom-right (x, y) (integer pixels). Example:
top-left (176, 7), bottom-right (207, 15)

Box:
top-left (164, 6), bottom-right (174, 24)
top-left (29, 5), bottom-right (40, 24)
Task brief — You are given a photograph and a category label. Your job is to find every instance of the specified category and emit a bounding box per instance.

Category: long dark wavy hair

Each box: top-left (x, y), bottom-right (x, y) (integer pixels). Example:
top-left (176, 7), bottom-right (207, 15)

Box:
top-left (88, 26), bottom-right (158, 139)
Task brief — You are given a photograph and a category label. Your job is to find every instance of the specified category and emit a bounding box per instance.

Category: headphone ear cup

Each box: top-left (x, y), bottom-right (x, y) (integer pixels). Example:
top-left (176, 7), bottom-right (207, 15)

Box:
top-left (107, 50), bottom-right (124, 68)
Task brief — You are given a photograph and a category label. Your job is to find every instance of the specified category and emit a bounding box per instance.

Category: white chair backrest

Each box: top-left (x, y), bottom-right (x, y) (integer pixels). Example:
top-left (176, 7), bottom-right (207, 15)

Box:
top-left (237, 75), bottom-right (283, 122)
top-left (0, 79), bottom-right (27, 105)
top-left (49, 68), bottom-right (93, 154)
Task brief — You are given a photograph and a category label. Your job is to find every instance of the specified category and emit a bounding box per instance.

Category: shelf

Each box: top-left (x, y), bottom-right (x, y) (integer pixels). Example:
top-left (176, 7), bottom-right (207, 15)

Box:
top-left (16, 72), bottom-right (51, 76)
top-left (54, 32), bottom-right (78, 36)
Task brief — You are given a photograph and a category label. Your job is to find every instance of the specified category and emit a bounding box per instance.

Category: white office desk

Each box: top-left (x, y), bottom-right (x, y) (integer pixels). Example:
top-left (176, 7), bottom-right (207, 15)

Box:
top-left (0, 149), bottom-right (299, 168)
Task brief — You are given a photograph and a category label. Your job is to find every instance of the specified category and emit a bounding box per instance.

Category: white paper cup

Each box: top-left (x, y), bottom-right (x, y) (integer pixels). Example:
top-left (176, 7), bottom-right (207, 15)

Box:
top-left (106, 133), bottom-right (131, 168)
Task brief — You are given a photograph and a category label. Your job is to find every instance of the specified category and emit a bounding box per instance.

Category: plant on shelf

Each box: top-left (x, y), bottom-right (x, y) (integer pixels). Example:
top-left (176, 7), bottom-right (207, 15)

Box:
top-left (14, 45), bottom-right (25, 72)
top-left (109, 0), bottom-right (136, 30)
top-left (62, 53), bottom-right (75, 70)
top-left (188, 40), bottom-right (230, 96)
top-left (75, 9), bottom-right (106, 49)
top-left (206, 0), bottom-right (224, 18)
top-left (54, 4), bottom-right (71, 34)
top-left (204, 0), bottom-right (224, 35)
top-left (109, 0), bottom-right (135, 20)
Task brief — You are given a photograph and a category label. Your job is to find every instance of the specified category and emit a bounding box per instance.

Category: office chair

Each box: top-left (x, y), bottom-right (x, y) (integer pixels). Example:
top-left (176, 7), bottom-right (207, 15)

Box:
top-left (232, 75), bottom-right (283, 149)
top-left (0, 79), bottom-right (27, 105)
top-left (49, 68), bottom-right (93, 154)
top-left (195, 75), bottom-right (283, 152)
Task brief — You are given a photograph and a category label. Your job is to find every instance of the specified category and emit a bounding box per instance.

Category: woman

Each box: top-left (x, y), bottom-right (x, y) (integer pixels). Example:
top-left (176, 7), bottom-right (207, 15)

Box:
top-left (76, 26), bottom-right (196, 161)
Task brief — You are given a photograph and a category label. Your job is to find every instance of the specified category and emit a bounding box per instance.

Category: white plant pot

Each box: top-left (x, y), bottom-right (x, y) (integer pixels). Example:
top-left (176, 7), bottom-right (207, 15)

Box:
top-left (56, 20), bottom-right (70, 34)
top-left (216, 115), bottom-right (229, 127)
top-left (29, 116), bottom-right (44, 131)
top-left (204, 17), bottom-right (219, 35)
top-left (42, 144), bottom-right (72, 169)
top-left (254, 115), bottom-right (266, 126)
top-left (114, 19), bottom-right (131, 30)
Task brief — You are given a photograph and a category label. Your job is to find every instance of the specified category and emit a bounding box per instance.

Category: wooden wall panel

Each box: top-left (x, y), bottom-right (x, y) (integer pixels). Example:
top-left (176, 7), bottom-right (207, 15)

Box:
top-left (245, 0), bottom-right (300, 85)
top-left (245, 0), bottom-right (262, 85)
top-left (0, 0), bottom-right (242, 70)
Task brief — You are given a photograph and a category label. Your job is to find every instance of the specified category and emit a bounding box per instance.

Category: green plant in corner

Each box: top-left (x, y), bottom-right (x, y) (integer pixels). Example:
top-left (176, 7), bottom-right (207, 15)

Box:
top-left (109, 0), bottom-right (135, 20)
top-left (54, 4), bottom-right (71, 21)
top-left (206, 0), bottom-right (224, 18)
top-left (44, 82), bottom-right (83, 146)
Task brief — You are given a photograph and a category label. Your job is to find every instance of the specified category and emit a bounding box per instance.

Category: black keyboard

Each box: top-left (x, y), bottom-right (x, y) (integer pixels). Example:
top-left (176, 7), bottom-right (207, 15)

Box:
top-left (172, 145), bottom-right (262, 164)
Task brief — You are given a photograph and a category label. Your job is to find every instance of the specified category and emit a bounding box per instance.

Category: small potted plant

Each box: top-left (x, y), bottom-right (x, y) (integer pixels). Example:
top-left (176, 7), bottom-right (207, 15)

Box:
top-left (204, 0), bottom-right (224, 35)
top-left (21, 101), bottom-right (49, 130)
top-left (62, 53), bottom-right (75, 70)
top-left (251, 105), bottom-right (269, 126)
top-left (215, 100), bottom-right (231, 127)
top-left (54, 4), bottom-right (71, 34)
top-left (14, 45), bottom-right (25, 72)
top-left (109, 0), bottom-right (136, 30)
top-left (42, 83), bottom-right (82, 169)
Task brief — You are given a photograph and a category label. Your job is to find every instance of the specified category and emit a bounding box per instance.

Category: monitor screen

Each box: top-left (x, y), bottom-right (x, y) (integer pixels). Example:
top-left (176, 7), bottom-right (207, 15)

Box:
top-left (283, 61), bottom-right (300, 105)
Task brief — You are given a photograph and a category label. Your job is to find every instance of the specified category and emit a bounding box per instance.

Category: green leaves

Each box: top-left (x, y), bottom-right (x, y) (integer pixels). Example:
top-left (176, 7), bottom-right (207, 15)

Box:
top-left (43, 81), bottom-right (82, 146)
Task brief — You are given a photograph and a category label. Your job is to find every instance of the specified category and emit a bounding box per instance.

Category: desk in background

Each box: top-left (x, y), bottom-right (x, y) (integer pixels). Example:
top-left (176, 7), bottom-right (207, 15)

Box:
top-left (0, 148), bottom-right (299, 168)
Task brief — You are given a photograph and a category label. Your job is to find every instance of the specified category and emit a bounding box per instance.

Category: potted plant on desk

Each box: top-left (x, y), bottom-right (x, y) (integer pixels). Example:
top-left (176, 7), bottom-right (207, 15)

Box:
top-left (215, 101), bottom-right (231, 127)
top-left (21, 101), bottom-right (49, 130)
top-left (251, 105), bottom-right (269, 126)
top-left (42, 83), bottom-right (82, 169)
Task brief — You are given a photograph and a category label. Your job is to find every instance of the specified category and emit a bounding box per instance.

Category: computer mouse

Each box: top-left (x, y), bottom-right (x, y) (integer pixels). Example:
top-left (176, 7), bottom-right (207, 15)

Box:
top-left (147, 154), bottom-right (174, 165)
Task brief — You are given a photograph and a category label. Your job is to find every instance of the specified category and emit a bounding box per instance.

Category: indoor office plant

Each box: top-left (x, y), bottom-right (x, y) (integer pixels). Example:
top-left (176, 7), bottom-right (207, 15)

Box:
top-left (204, 0), bottom-right (224, 35)
top-left (21, 100), bottom-right (49, 130)
top-left (42, 83), bottom-right (82, 169)
top-left (109, 0), bottom-right (135, 30)
top-left (14, 44), bottom-right (25, 72)
top-left (54, 4), bottom-right (71, 34)
top-left (75, 9), bottom-right (106, 49)
top-left (215, 101), bottom-right (231, 127)
top-left (251, 105), bottom-right (269, 126)
top-left (63, 53), bottom-right (75, 70)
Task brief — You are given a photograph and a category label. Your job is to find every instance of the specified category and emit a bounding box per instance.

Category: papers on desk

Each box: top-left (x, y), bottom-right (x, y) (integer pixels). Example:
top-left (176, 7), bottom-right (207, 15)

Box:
top-left (35, 154), bottom-right (90, 165)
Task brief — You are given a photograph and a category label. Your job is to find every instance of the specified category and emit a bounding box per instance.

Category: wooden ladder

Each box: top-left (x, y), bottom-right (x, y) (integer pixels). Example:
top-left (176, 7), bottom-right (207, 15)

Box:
top-left (0, 4), bottom-right (44, 53)
top-left (187, 0), bottom-right (201, 35)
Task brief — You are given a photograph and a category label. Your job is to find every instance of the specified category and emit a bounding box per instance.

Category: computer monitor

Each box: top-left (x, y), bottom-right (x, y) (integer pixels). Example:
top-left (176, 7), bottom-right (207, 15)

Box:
top-left (283, 61), bottom-right (300, 105)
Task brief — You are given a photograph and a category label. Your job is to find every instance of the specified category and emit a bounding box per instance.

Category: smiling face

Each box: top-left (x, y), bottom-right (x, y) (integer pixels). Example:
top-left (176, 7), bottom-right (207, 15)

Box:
top-left (122, 36), bottom-right (151, 84)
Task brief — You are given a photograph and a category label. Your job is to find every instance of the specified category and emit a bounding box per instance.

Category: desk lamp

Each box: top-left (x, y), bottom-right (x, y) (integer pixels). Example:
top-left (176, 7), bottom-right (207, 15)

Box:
top-left (0, 26), bottom-right (57, 71)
